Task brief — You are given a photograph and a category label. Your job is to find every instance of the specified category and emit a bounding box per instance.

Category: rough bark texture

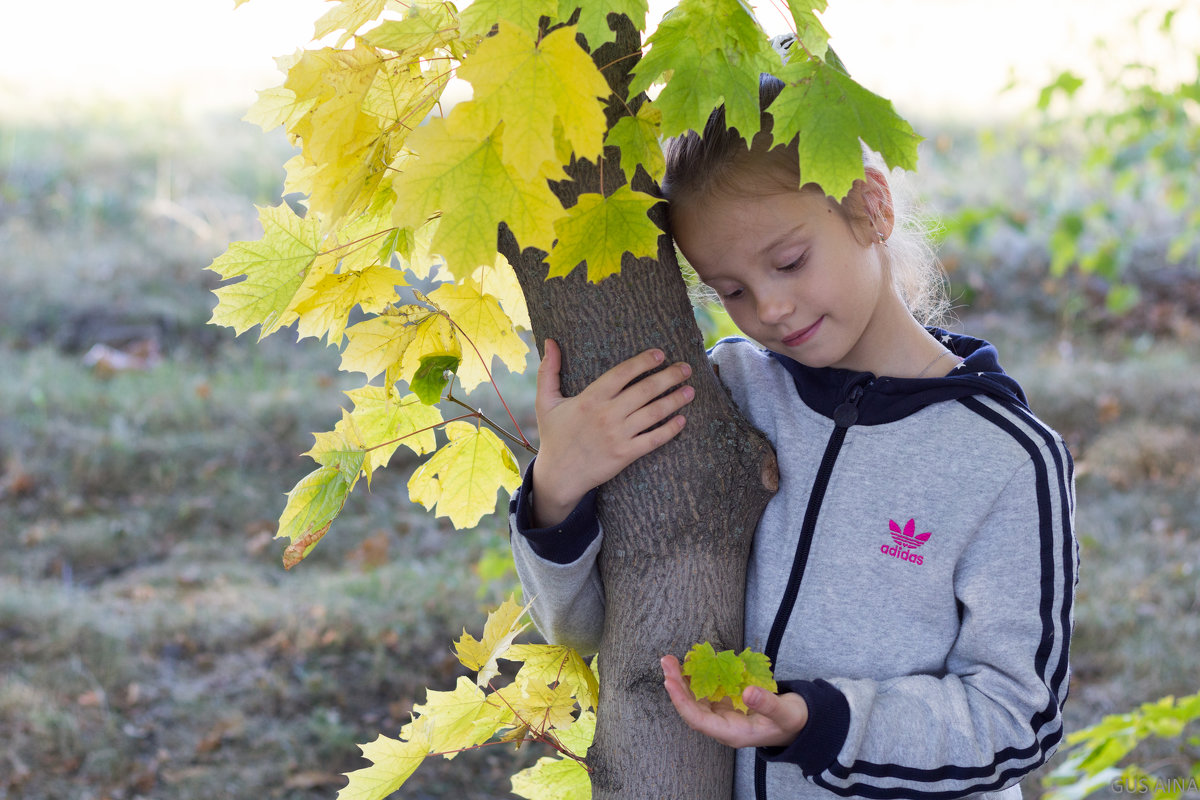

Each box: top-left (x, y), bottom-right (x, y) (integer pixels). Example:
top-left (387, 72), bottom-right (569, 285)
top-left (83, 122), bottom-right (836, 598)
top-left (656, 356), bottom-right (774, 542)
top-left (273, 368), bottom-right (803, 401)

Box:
top-left (499, 16), bottom-right (778, 800)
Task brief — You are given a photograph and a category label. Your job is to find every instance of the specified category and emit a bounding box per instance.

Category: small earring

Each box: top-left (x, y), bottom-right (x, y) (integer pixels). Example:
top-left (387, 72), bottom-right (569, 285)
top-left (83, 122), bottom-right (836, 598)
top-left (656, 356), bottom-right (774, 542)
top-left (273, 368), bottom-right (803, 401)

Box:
top-left (876, 230), bottom-right (888, 246)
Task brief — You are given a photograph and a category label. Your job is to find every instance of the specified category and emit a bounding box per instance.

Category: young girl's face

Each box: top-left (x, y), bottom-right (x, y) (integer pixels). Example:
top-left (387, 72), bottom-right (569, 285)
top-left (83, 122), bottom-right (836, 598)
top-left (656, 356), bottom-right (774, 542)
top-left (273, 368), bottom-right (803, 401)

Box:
top-left (672, 180), bottom-right (903, 374)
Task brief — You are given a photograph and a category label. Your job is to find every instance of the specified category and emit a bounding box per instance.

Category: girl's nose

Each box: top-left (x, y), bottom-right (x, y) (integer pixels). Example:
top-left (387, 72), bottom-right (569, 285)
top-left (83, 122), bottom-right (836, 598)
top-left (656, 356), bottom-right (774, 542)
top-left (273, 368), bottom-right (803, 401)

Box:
top-left (758, 296), bottom-right (793, 324)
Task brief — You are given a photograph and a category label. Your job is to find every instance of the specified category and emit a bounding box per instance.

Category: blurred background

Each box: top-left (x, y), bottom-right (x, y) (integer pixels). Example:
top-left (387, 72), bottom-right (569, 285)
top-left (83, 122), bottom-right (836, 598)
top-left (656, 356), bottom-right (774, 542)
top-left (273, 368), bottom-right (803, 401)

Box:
top-left (1, 1), bottom-right (1198, 798)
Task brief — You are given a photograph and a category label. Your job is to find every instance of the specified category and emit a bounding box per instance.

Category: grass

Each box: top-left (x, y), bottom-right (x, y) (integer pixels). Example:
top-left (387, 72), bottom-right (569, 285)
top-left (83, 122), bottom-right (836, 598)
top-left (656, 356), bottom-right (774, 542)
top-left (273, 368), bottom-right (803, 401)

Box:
top-left (1, 107), bottom-right (1197, 799)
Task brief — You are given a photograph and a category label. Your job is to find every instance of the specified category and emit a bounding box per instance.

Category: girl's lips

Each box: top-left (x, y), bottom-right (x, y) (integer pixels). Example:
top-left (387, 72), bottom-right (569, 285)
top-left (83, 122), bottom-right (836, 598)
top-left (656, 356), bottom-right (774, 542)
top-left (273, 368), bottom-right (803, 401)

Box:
top-left (782, 317), bottom-right (822, 347)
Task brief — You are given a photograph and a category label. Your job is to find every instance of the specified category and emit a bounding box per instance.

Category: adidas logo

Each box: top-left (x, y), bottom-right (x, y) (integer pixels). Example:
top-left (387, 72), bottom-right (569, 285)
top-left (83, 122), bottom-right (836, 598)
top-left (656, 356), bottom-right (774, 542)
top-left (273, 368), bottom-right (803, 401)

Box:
top-left (880, 518), bottom-right (931, 565)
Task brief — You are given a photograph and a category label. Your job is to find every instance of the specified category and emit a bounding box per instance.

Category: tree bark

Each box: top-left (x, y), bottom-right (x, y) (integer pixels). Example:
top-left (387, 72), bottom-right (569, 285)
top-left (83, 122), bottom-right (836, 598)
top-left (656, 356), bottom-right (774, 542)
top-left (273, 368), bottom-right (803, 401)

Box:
top-left (500, 15), bottom-right (778, 800)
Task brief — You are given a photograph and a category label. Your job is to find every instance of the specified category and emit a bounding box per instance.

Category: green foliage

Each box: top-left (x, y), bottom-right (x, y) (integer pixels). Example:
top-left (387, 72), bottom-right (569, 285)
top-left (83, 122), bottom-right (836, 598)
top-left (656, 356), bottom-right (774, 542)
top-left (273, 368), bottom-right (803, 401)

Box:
top-left (1043, 692), bottom-right (1200, 800)
top-left (681, 642), bottom-right (777, 713)
top-left (943, 4), bottom-right (1200, 318)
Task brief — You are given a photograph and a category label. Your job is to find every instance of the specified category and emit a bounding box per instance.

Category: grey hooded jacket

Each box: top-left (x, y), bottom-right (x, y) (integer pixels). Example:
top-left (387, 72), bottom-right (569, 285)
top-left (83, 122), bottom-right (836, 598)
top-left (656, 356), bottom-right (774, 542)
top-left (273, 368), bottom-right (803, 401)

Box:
top-left (510, 331), bottom-right (1077, 800)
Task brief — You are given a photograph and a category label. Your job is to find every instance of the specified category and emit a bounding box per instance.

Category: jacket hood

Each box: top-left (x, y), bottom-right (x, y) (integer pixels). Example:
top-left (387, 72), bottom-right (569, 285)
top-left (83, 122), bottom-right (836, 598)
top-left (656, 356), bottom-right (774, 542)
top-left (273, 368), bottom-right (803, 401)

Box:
top-left (763, 328), bottom-right (1029, 426)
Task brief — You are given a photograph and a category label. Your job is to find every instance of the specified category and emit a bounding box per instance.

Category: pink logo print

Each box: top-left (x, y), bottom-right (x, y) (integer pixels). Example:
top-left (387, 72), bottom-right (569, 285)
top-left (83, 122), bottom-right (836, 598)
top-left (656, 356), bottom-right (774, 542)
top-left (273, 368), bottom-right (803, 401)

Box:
top-left (881, 519), bottom-right (931, 565)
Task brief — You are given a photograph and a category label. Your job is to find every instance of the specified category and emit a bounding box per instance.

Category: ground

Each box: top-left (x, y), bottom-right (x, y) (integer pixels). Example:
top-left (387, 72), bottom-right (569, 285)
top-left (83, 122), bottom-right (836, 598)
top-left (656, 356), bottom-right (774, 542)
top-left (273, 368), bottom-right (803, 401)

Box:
top-left (1, 113), bottom-right (1197, 800)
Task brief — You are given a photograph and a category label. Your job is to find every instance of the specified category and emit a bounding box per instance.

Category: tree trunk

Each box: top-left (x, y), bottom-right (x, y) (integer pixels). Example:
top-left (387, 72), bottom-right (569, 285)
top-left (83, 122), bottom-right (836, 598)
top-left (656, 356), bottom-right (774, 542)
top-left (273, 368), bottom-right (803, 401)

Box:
top-left (500, 16), bottom-right (778, 800)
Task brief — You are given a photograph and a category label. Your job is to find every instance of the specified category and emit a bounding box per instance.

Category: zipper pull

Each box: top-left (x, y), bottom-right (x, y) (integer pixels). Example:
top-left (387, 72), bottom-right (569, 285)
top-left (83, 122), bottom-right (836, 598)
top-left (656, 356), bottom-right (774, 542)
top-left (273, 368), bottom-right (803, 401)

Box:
top-left (833, 385), bottom-right (864, 428)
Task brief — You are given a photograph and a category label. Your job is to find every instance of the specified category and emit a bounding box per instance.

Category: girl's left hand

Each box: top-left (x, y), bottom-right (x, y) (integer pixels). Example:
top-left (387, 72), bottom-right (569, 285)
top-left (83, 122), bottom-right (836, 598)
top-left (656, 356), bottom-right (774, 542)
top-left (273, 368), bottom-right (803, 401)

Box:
top-left (661, 655), bottom-right (809, 750)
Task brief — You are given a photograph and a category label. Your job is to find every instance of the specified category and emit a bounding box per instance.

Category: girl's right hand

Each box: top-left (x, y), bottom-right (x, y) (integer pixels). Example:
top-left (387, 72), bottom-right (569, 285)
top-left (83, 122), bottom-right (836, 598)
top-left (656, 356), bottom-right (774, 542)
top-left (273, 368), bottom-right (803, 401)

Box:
top-left (530, 338), bottom-right (695, 528)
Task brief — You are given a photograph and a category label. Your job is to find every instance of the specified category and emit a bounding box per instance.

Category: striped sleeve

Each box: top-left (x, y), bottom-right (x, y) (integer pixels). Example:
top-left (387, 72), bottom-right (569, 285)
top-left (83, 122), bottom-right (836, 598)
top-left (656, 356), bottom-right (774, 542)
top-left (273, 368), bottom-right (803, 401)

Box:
top-left (791, 397), bottom-right (1076, 799)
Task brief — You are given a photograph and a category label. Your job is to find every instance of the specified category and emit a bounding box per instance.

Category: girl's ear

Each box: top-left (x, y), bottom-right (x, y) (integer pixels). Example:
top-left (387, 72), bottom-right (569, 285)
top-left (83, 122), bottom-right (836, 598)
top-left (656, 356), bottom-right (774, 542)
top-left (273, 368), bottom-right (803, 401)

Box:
top-left (847, 167), bottom-right (894, 242)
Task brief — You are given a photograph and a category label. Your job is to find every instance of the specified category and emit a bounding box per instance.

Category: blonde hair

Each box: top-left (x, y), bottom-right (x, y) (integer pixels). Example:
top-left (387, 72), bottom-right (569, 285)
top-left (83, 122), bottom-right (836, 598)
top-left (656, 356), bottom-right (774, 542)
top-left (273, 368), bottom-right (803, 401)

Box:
top-left (662, 75), bottom-right (948, 326)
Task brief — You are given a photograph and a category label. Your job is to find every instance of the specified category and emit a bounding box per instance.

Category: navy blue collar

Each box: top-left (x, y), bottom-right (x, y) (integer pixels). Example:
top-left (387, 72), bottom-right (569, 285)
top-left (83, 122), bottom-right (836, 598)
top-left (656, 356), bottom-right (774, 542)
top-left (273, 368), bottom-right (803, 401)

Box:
top-left (758, 328), bottom-right (1029, 426)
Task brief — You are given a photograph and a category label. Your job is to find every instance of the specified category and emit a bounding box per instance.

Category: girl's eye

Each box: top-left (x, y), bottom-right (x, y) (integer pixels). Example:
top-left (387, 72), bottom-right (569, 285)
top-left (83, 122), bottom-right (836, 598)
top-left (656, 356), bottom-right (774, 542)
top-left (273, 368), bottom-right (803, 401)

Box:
top-left (721, 288), bottom-right (744, 301)
top-left (779, 253), bottom-right (808, 272)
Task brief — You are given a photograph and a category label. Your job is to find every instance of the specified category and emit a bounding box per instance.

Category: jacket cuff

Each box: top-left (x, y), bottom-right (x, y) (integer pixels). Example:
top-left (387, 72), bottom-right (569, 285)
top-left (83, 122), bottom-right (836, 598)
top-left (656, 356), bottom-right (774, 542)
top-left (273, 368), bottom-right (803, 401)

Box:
top-left (509, 458), bottom-right (600, 564)
top-left (758, 679), bottom-right (850, 776)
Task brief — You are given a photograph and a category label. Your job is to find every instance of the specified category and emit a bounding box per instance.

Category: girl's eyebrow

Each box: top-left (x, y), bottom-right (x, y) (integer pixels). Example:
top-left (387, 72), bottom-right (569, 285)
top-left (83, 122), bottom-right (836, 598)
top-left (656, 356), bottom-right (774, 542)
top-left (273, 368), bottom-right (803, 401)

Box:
top-left (758, 223), bottom-right (806, 256)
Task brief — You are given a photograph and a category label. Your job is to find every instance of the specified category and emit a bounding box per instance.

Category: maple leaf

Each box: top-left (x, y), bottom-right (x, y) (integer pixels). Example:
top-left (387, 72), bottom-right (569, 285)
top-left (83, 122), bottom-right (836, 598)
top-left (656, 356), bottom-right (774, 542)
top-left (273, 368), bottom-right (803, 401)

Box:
top-left (338, 719), bottom-right (431, 800)
top-left (458, 0), bottom-right (556, 39)
top-left (770, 55), bottom-right (922, 200)
top-left (292, 263), bottom-right (403, 345)
top-left (457, 23), bottom-right (609, 181)
top-left (546, 185), bottom-right (662, 283)
top-left (629, 0), bottom-right (778, 139)
top-left (605, 103), bottom-right (666, 184)
top-left (427, 278), bottom-right (529, 392)
top-left (244, 85), bottom-right (315, 133)
top-left (471, 254), bottom-right (531, 330)
top-left (409, 421), bottom-right (522, 529)
top-left (363, 3), bottom-right (461, 56)
top-left (277, 464), bottom-right (360, 568)
top-left (509, 712), bottom-right (593, 800)
top-left (562, 0), bottom-right (648, 48)
top-left (786, 0), bottom-right (831, 60)
top-left (340, 305), bottom-right (461, 387)
top-left (400, 676), bottom-right (515, 760)
top-left (208, 203), bottom-right (321, 339)
top-left (494, 679), bottom-right (578, 734)
top-left (453, 596), bottom-right (531, 687)
top-left (392, 109), bottom-right (563, 278)
top-left (681, 642), bottom-right (778, 713)
top-left (314, 0), bottom-right (388, 48)
top-left (507, 644), bottom-right (599, 711)
top-left (308, 387), bottom-right (443, 480)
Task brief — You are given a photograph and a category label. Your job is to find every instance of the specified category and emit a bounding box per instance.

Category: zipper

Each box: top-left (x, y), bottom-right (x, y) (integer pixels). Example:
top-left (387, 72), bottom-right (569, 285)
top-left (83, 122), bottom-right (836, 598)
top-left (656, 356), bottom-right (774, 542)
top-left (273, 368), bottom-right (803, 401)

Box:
top-left (755, 382), bottom-right (864, 800)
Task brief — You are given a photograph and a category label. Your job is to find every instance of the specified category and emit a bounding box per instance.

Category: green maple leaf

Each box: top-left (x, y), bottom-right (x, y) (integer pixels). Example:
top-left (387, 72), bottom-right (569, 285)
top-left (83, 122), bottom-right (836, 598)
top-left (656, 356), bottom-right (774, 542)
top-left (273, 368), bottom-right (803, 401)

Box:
top-left (457, 22), bottom-right (610, 180)
top-left (277, 463), bottom-right (360, 568)
top-left (605, 103), bottom-right (666, 184)
top-left (458, 0), bottom-right (557, 39)
top-left (207, 203), bottom-right (321, 339)
top-left (409, 421), bottom-right (522, 530)
top-left (770, 55), bottom-right (922, 199)
top-left (392, 109), bottom-right (563, 278)
top-left (786, 0), bottom-right (831, 60)
top-left (629, 0), bottom-right (777, 139)
top-left (681, 642), bottom-right (778, 713)
top-left (546, 185), bottom-right (662, 283)
top-left (561, 0), bottom-right (648, 48)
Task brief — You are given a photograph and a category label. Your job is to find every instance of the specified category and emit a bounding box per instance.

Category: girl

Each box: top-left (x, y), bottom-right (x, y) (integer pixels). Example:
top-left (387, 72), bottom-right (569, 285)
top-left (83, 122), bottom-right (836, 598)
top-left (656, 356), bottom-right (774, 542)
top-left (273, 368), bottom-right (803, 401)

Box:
top-left (509, 73), bottom-right (1076, 800)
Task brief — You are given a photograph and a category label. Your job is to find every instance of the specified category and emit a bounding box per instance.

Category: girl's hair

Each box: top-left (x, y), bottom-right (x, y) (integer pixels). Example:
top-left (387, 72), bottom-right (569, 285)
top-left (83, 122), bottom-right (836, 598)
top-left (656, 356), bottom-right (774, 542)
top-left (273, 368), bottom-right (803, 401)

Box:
top-left (662, 74), bottom-right (948, 326)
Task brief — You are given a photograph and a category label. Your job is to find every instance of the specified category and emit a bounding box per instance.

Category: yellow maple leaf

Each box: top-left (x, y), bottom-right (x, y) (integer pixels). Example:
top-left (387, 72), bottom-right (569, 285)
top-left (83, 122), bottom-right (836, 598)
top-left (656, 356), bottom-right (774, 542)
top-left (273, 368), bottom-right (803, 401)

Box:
top-left (306, 387), bottom-right (442, 485)
top-left (509, 711), bottom-right (595, 800)
top-left (453, 596), bottom-right (531, 686)
top-left (338, 719), bottom-right (431, 800)
top-left (471, 254), bottom-right (531, 330)
top-left (427, 278), bottom-right (528, 392)
top-left (293, 264), bottom-right (403, 345)
top-left (494, 679), bottom-right (577, 734)
top-left (457, 22), bottom-right (610, 179)
top-left (458, 0), bottom-right (556, 39)
top-left (507, 644), bottom-right (599, 712)
top-left (391, 108), bottom-right (563, 279)
top-left (314, 0), bottom-right (388, 48)
top-left (364, 2), bottom-right (460, 56)
top-left (408, 422), bottom-right (522, 530)
top-left (244, 85), bottom-right (315, 133)
top-left (546, 185), bottom-right (662, 282)
top-left (207, 203), bottom-right (322, 339)
top-left (340, 305), bottom-right (460, 385)
top-left (400, 676), bottom-right (516, 760)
